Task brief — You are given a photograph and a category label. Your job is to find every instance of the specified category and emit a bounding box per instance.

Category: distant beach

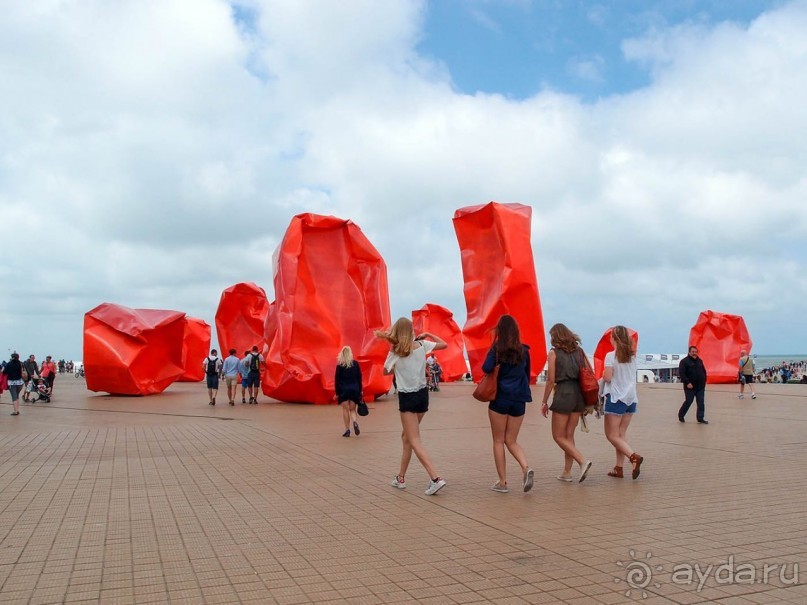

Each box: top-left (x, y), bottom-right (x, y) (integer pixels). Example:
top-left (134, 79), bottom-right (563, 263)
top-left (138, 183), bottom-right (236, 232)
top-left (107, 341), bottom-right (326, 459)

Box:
top-left (753, 355), bottom-right (807, 369)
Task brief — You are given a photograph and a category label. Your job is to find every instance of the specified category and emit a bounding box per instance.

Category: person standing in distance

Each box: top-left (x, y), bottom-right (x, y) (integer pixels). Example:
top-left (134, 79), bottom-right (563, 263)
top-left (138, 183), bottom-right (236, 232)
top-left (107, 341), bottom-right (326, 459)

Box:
top-left (678, 346), bottom-right (708, 424)
top-left (239, 350), bottom-right (251, 404)
top-left (246, 346), bottom-right (264, 404)
top-left (220, 349), bottom-right (241, 406)
top-left (203, 349), bottom-right (223, 405)
top-left (2, 352), bottom-right (24, 415)
top-left (738, 349), bottom-right (757, 399)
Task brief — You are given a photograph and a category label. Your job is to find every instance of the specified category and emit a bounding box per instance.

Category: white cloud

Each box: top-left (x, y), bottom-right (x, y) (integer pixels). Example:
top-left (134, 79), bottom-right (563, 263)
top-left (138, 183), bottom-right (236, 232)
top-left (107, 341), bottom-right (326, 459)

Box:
top-left (1, 0), bottom-right (806, 360)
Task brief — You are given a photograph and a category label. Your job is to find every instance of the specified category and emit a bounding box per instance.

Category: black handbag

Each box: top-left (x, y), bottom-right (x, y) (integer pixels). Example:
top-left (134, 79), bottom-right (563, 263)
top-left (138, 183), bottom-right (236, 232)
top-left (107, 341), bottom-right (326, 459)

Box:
top-left (357, 399), bottom-right (369, 416)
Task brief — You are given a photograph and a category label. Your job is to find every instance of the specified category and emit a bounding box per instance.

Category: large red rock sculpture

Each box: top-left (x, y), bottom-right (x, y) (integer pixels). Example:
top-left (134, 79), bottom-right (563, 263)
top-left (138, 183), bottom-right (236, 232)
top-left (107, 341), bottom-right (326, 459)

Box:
top-left (689, 310), bottom-right (752, 384)
top-left (215, 283), bottom-right (270, 357)
top-left (264, 213), bottom-right (392, 404)
top-left (412, 303), bottom-right (467, 382)
top-left (453, 202), bottom-right (547, 382)
top-left (83, 303), bottom-right (186, 395)
top-left (178, 317), bottom-right (212, 382)
top-left (593, 327), bottom-right (639, 379)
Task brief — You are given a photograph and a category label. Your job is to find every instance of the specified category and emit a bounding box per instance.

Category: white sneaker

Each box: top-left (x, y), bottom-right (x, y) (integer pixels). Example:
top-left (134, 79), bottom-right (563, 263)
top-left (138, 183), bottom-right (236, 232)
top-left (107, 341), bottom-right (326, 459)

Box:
top-left (491, 482), bottom-right (509, 493)
top-left (751, 394), bottom-right (757, 399)
top-left (425, 478), bottom-right (446, 495)
top-left (523, 468), bottom-right (534, 493)
top-left (556, 475), bottom-right (573, 483)
top-left (578, 460), bottom-right (593, 483)
top-left (737, 394), bottom-right (744, 399)
top-left (390, 475), bottom-right (406, 489)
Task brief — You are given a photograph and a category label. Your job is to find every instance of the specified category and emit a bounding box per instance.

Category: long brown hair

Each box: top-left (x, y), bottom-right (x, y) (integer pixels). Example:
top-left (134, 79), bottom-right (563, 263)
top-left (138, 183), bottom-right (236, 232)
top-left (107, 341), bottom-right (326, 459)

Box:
top-left (549, 323), bottom-right (580, 353)
top-left (493, 315), bottom-right (524, 365)
top-left (612, 325), bottom-right (635, 363)
top-left (374, 317), bottom-right (414, 357)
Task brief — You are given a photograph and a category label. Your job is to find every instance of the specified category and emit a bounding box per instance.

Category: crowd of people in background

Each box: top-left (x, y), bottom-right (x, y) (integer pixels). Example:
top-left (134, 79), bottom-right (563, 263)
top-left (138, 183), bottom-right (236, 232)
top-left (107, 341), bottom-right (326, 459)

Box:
top-left (756, 360), bottom-right (807, 384)
top-left (0, 353), bottom-right (80, 414)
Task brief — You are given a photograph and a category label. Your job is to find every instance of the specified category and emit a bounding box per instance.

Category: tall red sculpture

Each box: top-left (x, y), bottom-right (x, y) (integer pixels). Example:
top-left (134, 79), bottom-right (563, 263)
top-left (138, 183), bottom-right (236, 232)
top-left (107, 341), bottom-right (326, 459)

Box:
top-left (412, 303), bottom-right (467, 382)
top-left (593, 327), bottom-right (639, 379)
top-left (215, 283), bottom-right (270, 357)
top-left (264, 213), bottom-right (392, 404)
top-left (453, 202), bottom-right (547, 382)
top-left (83, 303), bottom-right (186, 395)
top-left (178, 317), bottom-right (212, 382)
top-left (689, 310), bottom-right (752, 384)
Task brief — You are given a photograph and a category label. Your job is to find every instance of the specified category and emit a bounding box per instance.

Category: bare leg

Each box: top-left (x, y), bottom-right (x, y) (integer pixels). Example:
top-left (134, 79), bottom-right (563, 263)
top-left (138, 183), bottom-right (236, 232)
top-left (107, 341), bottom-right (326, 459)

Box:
top-left (605, 413), bottom-right (634, 465)
top-left (399, 412), bottom-right (438, 480)
top-left (503, 414), bottom-right (529, 474)
top-left (341, 403), bottom-right (350, 431)
top-left (552, 412), bottom-right (585, 475)
top-left (488, 409), bottom-right (508, 485)
top-left (348, 401), bottom-right (358, 425)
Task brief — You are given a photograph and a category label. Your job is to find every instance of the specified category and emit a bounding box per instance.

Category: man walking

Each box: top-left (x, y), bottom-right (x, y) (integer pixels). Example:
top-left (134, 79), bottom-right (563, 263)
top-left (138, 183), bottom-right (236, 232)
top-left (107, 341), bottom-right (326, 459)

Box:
top-left (678, 346), bottom-right (708, 424)
top-left (239, 350), bottom-right (251, 404)
top-left (246, 345), bottom-right (264, 404)
top-left (220, 349), bottom-right (241, 406)
top-left (738, 349), bottom-right (757, 399)
top-left (203, 349), bottom-right (222, 405)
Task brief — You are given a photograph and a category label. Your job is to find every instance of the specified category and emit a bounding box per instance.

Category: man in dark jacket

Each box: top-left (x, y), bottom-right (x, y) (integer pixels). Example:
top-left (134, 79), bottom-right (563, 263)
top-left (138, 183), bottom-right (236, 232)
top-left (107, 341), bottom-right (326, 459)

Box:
top-left (678, 346), bottom-right (708, 424)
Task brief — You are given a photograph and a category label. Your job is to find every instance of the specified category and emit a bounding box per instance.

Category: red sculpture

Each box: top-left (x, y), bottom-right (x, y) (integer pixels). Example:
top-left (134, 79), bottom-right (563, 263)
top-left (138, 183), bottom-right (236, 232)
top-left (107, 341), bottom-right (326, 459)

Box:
top-left (412, 303), bottom-right (467, 382)
top-left (264, 213), bottom-right (392, 404)
top-left (593, 327), bottom-right (639, 379)
top-left (689, 310), bottom-right (752, 384)
top-left (215, 283), bottom-right (270, 357)
top-left (83, 303), bottom-right (186, 395)
top-left (453, 202), bottom-right (547, 382)
top-left (178, 317), bottom-right (212, 382)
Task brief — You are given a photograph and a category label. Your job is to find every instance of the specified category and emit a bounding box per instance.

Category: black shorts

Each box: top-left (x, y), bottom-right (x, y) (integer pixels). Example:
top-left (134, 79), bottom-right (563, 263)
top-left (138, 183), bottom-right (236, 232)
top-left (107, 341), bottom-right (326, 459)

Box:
top-left (488, 399), bottom-right (526, 417)
top-left (398, 387), bottom-right (429, 414)
top-left (206, 374), bottom-right (219, 389)
top-left (742, 374), bottom-right (754, 384)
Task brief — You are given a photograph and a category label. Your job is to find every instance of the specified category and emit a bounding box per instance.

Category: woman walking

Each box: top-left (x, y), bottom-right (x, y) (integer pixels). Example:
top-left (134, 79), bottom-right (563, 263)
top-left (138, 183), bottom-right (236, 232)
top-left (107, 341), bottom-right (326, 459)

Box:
top-left (376, 318), bottom-right (448, 495)
top-left (2, 352), bottom-right (24, 415)
top-left (481, 315), bottom-right (534, 493)
top-left (540, 323), bottom-right (592, 482)
top-left (602, 326), bottom-right (644, 479)
top-left (335, 346), bottom-right (363, 437)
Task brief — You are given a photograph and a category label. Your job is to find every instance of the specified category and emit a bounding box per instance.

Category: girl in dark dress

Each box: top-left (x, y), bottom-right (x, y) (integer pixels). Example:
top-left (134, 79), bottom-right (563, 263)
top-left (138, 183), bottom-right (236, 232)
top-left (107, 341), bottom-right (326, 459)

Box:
top-left (2, 352), bottom-right (24, 415)
top-left (540, 323), bottom-right (592, 482)
top-left (335, 346), bottom-right (362, 437)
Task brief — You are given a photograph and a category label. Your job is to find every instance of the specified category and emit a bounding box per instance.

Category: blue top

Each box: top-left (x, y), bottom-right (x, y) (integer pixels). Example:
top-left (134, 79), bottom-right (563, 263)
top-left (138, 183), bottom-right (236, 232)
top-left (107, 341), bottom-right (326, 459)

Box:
top-left (481, 344), bottom-right (532, 404)
top-left (221, 355), bottom-right (241, 377)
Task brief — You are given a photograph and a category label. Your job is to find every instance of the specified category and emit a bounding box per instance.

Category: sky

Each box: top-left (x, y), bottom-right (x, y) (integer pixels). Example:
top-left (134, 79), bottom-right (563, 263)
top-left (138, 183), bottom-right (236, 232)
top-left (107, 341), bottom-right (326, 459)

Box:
top-left (1, 0), bottom-right (805, 361)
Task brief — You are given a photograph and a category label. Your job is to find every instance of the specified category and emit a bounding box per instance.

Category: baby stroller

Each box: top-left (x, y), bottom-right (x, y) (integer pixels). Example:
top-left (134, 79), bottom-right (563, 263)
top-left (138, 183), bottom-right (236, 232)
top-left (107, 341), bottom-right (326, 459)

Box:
top-left (28, 378), bottom-right (51, 403)
top-left (426, 362), bottom-right (442, 392)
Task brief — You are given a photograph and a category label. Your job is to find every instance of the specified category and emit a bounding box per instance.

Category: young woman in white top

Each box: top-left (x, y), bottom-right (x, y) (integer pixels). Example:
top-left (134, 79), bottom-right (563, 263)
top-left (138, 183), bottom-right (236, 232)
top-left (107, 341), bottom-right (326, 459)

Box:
top-left (375, 317), bottom-right (448, 495)
top-left (602, 325), bottom-right (644, 479)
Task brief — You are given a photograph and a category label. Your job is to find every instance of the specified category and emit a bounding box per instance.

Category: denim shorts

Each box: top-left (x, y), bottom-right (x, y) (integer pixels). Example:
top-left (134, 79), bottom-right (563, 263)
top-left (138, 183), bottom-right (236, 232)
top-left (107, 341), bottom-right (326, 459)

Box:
top-left (604, 394), bottom-right (637, 415)
top-left (206, 374), bottom-right (219, 389)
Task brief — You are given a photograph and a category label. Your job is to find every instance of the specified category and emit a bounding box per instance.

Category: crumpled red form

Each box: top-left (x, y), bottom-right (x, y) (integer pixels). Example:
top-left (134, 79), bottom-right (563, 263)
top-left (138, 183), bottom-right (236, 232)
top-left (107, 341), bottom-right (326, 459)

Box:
top-left (215, 283), bottom-right (270, 356)
top-left (264, 213), bottom-right (392, 404)
top-left (593, 327), bottom-right (639, 379)
top-left (412, 303), bottom-right (467, 382)
top-left (178, 317), bottom-right (212, 382)
top-left (689, 310), bottom-right (752, 384)
top-left (83, 303), bottom-right (186, 395)
top-left (453, 202), bottom-right (547, 382)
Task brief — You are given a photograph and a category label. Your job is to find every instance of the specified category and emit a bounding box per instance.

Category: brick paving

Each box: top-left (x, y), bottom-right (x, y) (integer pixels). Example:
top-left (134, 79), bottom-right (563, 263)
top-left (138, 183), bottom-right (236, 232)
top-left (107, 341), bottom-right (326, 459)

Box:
top-left (0, 376), bottom-right (805, 604)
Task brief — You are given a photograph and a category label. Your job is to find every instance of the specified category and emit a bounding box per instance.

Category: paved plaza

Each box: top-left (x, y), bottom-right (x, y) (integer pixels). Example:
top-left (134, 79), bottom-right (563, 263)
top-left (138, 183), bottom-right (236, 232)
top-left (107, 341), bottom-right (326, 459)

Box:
top-left (0, 376), bottom-right (805, 604)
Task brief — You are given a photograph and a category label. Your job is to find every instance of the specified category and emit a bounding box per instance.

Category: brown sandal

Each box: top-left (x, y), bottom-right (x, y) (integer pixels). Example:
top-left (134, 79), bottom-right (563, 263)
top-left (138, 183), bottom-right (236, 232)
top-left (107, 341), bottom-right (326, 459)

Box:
top-left (607, 466), bottom-right (623, 478)
top-left (629, 453), bottom-right (644, 480)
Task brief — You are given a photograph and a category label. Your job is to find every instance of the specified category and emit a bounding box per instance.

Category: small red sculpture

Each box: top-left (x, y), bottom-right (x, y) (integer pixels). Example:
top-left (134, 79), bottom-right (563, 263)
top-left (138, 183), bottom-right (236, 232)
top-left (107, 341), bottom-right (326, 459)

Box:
top-left (178, 317), bottom-right (212, 382)
top-left (689, 310), bottom-right (752, 384)
top-left (215, 282), bottom-right (270, 356)
top-left (83, 303), bottom-right (186, 395)
top-left (412, 304), bottom-right (467, 382)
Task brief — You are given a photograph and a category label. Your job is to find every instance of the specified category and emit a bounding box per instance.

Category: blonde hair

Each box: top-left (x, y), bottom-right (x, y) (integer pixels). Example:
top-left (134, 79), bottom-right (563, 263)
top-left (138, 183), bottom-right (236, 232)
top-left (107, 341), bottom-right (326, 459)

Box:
top-left (612, 325), bottom-right (635, 363)
top-left (549, 323), bottom-right (580, 353)
top-left (374, 317), bottom-right (414, 357)
top-left (337, 346), bottom-right (354, 368)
